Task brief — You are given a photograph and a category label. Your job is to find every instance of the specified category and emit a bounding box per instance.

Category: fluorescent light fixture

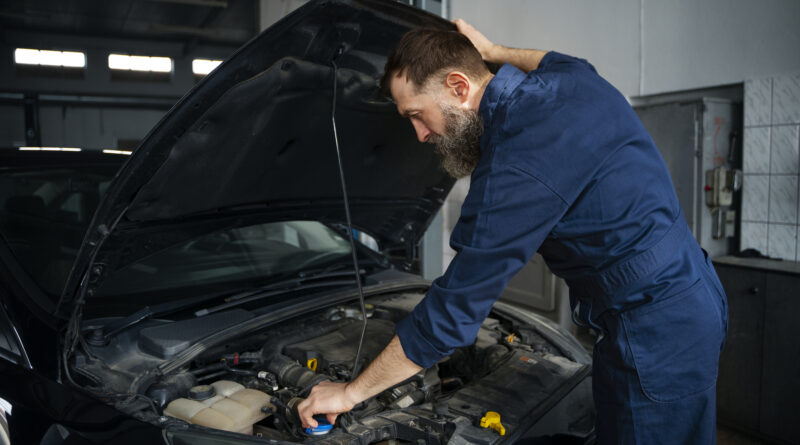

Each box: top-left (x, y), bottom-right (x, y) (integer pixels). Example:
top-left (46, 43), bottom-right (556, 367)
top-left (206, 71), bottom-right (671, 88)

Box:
top-left (108, 53), bottom-right (172, 73)
top-left (192, 58), bottom-right (222, 75)
top-left (103, 149), bottom-right (133, 155)
top-left (18, 146), bottom-right (82, 152)
top-left (15, 48), bottom-right (86, 68)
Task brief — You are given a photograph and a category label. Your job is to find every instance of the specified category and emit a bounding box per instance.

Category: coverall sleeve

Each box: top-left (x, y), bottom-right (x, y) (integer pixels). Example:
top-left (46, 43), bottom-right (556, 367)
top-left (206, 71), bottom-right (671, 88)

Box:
top-left (537, 51), bottom-right (598, 74)
top-left (395, 163), bottom-right (569, 368)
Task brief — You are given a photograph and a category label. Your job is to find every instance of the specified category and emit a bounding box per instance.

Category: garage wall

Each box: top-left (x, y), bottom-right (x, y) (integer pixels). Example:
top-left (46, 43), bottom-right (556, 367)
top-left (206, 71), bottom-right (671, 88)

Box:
top-left (642, 0), bottom-right (800, 96)
top-left (0, 106), bottom-right (24, 147)
top-left (0, 30), bottom-right (237, 149)
top-left (0, 99), bottom-right (175, 150)
top-left (450, 0), bottom-right (800, 97)
top-left (35, 106), bottom-right (167, 150)
top-left (0, 33), bottom-right (229, 99)
top-left (452, 0), bottom-right (641, 97)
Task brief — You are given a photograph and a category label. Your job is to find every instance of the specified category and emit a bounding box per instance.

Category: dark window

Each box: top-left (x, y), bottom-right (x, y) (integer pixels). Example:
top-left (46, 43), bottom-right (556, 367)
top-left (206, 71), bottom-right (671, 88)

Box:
top-left (0, 166), bottom-right (118, 296)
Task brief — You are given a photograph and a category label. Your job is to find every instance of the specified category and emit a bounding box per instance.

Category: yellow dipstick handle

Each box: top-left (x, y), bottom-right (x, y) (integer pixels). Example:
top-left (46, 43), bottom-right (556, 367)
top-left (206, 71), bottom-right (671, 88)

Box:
top-left (307, 358), bottom-right (318, 372)
top-left (480, 411), bottom-right (506, 436)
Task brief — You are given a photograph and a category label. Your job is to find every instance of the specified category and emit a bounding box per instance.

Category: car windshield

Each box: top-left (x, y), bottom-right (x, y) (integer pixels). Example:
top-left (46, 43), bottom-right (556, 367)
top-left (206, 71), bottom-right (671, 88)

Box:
top-left (93, 220), bottom-right (356, 298)
top-left (0, 165), bottom-right (118, 296)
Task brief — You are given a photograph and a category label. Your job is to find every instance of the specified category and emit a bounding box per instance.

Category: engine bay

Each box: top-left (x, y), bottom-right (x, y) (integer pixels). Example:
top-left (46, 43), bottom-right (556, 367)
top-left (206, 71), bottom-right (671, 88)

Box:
top-left (71, 291), bottom-right (592, 444)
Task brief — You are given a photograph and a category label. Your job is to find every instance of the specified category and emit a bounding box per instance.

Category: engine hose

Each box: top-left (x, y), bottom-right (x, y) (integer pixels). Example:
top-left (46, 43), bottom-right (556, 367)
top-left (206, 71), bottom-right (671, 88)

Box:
top-left (190, 351), bottom-right (262, 377)
top-left (222, 362), bottom-right (258, 376)
top-left (267, 354), bottom-right (330, 389)
top-left (190, 362), bottom-right (226, 376)
top-left (196, 369), bottom-right (227, 382)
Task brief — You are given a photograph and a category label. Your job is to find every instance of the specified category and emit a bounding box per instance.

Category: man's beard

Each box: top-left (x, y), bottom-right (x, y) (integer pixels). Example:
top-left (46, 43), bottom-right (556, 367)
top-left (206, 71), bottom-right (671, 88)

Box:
top-left (429, 103), bottom-right (484, 179)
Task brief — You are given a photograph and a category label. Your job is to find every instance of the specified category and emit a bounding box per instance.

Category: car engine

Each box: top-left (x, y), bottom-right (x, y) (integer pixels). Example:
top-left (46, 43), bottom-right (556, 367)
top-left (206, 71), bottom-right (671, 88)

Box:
top-left (71, 292), bottom-right (593, 444)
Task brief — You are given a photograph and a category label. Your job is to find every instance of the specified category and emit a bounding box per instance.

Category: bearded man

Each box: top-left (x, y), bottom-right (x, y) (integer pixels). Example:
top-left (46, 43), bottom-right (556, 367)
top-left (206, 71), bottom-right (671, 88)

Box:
top-left (298, 21), bottom-right (728, 445)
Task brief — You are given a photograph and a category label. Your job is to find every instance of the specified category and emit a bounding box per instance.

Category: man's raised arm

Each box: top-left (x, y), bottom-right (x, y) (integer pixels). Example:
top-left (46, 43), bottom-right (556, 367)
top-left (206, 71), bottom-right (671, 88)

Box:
top-left (454, 19), bottom-right (549, 72)
top-left (296, 335), bottom-right (421, 428)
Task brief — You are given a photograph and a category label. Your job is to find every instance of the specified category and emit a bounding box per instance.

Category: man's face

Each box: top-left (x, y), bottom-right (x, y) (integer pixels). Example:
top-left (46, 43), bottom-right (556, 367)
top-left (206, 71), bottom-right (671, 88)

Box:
top-left (390, 74), bottom-right (483, 178)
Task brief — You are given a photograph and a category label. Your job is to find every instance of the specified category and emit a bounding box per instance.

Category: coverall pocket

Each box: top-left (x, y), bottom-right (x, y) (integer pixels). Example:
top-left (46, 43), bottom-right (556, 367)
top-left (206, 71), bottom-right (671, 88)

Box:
top-left (622, 279), bottom-right (722, 403)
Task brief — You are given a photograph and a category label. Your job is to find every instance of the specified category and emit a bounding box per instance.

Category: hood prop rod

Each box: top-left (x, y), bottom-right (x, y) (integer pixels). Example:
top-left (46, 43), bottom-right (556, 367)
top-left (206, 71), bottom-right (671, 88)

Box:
top-left (330, 46), bottom-right (368, 379)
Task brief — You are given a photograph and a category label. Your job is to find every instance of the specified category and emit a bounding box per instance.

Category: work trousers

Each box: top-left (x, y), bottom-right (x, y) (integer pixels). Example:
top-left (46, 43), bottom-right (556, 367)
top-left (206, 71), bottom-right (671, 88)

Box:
top-left (569, 216), bottom-right (728, 444)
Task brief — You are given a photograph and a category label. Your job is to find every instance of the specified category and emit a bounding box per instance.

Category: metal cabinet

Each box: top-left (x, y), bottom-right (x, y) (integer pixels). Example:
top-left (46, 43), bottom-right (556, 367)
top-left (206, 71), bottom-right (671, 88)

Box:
top-left (635, 99), bottom-right (741, 259)
top-left (714, 260), bottom-right (800, 444)
top-left (715, 264), bottom-right (765, 432)
top-left (760, 273), bottom-right (800, 442)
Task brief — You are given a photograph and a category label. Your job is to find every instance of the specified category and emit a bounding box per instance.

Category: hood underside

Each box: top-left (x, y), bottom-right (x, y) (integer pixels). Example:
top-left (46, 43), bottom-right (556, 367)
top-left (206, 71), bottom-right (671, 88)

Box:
top-left (58, 0), bottom-right (455, 315)
top-left (126, 57), bottom-right (450, 237)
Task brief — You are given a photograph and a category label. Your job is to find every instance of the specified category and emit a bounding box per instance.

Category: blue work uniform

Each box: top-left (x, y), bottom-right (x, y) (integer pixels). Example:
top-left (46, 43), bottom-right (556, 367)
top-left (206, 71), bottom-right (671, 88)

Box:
top-left (395, 52), bottom-right (728, 444)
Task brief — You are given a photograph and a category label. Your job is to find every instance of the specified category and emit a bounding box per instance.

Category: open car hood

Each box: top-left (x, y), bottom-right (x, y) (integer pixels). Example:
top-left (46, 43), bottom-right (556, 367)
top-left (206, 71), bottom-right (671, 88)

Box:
top-left (56, 0), bottom-right (455, 317)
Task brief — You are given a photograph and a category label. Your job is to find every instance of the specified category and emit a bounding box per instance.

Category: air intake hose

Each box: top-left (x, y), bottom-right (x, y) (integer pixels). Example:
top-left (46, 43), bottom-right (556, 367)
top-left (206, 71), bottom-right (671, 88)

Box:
top-left (267, 354), bottom-right (330, 389)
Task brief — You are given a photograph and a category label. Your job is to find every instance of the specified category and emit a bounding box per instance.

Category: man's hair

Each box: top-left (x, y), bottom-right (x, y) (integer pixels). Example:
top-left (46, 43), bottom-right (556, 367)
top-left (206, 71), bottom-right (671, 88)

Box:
top-left (381, 28), bottom-right (489, 98)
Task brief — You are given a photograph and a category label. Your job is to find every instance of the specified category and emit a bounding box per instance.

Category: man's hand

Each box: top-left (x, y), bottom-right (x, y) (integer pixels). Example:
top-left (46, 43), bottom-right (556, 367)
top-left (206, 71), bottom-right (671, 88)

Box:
top-left (453, 19), bottom-right (549, 72)
top-left (296, 381), bottom-right (358, 428)
top-left (453, 18), bottom-right (498, 62)
top-left (295, 335), bottom-right (422, 429)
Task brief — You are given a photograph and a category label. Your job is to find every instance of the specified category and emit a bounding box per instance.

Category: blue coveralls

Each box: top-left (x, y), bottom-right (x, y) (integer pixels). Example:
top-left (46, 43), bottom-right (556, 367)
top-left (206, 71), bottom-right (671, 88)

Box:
top-left (395, 52), bottom-right (729, 444)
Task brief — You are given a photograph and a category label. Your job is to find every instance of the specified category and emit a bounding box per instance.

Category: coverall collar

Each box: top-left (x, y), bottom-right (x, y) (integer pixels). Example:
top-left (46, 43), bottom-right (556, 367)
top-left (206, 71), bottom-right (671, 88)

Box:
top-left (478, 63), bottom-right (527, 129)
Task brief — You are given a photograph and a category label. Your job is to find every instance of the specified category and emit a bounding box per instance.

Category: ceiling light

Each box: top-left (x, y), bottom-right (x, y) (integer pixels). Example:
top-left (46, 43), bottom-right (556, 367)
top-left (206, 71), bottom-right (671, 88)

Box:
top-left (15, 48), bottom-right (86, 68)
top-left (18, 146), bottom-right (82, 152)
top-left (103, 149), bottom-right (133, 155)
top-left (192, 59), bottom-right (222, 75)
top-left (108, 54), bottom-right (172, 73)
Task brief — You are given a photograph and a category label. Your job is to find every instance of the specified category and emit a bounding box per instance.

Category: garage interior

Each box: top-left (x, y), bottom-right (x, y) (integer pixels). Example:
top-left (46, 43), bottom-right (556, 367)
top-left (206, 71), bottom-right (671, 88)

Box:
top-left (1, 0), bottom-right (799, 444)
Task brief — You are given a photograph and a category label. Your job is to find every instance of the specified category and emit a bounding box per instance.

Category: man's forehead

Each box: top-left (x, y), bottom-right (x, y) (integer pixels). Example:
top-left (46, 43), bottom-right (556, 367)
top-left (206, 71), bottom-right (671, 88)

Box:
top-left (389, 74), bottom-right (415, 98)
top-left (390, 76), bottom-right (432, 114)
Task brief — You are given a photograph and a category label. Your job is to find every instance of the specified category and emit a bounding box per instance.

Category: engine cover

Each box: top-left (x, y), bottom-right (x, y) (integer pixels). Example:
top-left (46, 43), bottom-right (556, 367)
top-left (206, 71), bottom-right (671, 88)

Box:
top-left (282, 318), bottom-right (395, 371)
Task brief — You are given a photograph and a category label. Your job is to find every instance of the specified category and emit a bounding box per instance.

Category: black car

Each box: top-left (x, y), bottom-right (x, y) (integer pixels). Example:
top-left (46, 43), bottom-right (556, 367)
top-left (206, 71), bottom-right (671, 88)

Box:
top-left (0, 1), bottom-right (595, 444)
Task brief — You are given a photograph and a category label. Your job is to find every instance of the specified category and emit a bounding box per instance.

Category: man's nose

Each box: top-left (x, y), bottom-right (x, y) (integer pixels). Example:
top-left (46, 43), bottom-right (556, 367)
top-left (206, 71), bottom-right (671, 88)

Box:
top-left (411, 120), bottom-right (431, 143)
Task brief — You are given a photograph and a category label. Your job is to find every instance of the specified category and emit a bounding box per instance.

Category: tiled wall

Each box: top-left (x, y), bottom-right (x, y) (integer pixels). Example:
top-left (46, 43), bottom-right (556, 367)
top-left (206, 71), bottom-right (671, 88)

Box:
top-left (741, 72), bottom-right (800, 260)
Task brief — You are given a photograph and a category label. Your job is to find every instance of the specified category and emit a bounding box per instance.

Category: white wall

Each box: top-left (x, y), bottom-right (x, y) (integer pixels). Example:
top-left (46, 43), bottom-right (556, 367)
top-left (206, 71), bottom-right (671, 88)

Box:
top-left (451, 0), bottom-right (800, 97)
top-left (643, 0), bottom-right (800, 95)
top-left (452, 0), bottom-right (641, 96)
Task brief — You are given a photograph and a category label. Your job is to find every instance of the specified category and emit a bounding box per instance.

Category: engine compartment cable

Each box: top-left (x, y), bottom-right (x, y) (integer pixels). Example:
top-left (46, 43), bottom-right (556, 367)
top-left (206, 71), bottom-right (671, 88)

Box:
top-left (330, 47), bottom-right (369, 379)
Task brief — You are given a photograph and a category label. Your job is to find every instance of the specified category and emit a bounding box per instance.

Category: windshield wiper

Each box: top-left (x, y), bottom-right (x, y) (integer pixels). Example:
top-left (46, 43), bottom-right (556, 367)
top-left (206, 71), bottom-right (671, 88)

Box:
top-left (85, 306), bottom-right (154, 346)
top-left (82, 286), bottom-right (243, 343)
top-left (193, 268), bottom-right (365, 317)
top-left (83, 266), bottom-right (366, 342)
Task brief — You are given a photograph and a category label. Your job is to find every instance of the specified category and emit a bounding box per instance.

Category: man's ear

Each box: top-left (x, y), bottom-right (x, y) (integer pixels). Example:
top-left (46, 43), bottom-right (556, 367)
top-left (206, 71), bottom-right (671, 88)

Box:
top-left (444, 72), bottom-right (470, 103)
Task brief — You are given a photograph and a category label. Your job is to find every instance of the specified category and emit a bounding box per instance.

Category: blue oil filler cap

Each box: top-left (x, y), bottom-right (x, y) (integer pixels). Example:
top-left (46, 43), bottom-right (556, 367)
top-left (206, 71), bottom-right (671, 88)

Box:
top-left (305, 416), bottom-right (334, 436)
